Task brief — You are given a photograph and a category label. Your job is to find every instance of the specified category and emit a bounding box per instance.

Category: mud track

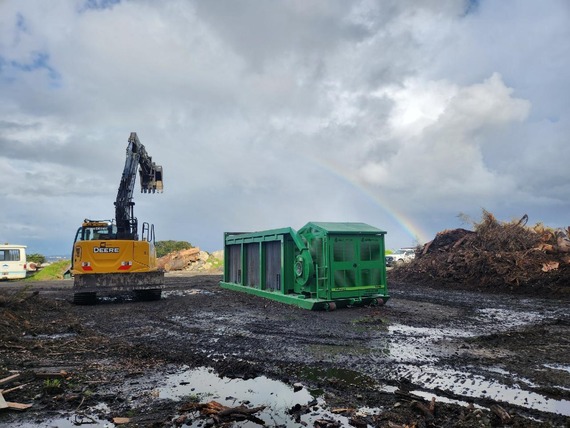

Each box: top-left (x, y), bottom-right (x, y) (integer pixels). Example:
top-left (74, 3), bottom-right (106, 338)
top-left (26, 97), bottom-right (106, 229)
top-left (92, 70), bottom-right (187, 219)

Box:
top-left (1, 273), bottom-right (569, 427)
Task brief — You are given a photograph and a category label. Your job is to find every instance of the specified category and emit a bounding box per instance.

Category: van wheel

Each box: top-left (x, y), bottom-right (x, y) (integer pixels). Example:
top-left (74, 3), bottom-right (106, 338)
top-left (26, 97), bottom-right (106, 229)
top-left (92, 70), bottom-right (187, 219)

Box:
top-left (73, 292), bottom-right (97, 305)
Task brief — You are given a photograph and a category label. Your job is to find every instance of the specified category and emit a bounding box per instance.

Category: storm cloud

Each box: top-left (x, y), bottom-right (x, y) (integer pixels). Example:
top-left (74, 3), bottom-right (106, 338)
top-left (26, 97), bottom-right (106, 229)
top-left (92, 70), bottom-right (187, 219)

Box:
top-left (1, 0), bottom-right (568, 255)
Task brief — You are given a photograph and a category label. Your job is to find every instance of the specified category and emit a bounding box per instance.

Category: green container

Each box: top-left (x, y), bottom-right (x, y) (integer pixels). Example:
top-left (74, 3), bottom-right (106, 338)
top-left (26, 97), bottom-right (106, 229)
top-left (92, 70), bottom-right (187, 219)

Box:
top-left (220, 222), bottom-right (389, 310)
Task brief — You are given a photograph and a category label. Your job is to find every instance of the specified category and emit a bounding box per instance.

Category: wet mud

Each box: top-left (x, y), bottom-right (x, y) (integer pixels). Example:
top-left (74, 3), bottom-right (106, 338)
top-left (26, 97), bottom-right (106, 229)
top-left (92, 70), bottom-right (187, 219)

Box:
top-left (1, 273), bottom-right (569, 427)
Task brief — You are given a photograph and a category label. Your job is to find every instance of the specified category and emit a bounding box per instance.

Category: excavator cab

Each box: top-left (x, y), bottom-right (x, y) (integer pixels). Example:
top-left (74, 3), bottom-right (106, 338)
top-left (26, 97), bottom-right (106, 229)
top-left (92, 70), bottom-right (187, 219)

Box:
top-left (78, 220), bottom-right (117, 241)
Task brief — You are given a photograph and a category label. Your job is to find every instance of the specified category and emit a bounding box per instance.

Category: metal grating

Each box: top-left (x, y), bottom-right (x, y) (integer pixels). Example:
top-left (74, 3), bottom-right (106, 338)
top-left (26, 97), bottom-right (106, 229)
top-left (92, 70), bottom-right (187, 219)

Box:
top-left (333, 238), bottom-right (355, 262)
top-left (246, 243), bottom-right (260, 287)
top-left (228, 245), bottom-right (241, 283)
top-left (264, 241), bottom-right (281, 291)
top-left (361, 268), bottom-right (381, 285)
top-left (334, 269), bottom-right (356, 288)
top-left (360, 239), bottom-right (381, 261)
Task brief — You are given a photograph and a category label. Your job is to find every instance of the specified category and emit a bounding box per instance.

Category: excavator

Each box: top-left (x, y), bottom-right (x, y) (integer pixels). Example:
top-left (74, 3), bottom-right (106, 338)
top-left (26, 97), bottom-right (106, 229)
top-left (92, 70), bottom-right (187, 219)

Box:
top-left (71, 132), bottom-right (164, 304)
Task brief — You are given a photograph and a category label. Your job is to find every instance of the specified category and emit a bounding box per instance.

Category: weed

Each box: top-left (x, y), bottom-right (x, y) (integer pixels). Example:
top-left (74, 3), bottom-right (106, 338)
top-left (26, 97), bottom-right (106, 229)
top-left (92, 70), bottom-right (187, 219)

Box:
top-left (43, 378), bottom-right (64, 394)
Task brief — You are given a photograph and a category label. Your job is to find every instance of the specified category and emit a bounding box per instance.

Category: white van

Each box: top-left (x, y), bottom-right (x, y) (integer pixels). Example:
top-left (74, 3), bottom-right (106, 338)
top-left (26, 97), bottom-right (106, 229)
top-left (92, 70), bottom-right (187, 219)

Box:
top-left (0, 244), bottom-right (27, 280)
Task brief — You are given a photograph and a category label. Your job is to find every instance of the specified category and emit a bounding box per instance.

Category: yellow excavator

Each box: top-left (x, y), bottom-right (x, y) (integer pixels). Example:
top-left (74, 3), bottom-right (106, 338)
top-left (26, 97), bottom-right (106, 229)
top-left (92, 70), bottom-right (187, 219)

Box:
top-left (71, 132), bottom-right (164, 304)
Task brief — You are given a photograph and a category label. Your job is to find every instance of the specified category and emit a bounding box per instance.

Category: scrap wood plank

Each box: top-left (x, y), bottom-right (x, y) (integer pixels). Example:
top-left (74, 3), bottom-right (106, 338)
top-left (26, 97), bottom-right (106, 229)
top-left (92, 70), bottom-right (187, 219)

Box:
top-left (34, 370), bottom-right (68, 379)
top-left (113, 417), bottom-right (131, 424)
top-left (5, 402), bottom-right (32, 411)
top-left (1, 383), bottom-right (29, 395)
top-left (0, 393), bottom-right (31, 411)
top-left (0, 373), bottom-right (21, 386)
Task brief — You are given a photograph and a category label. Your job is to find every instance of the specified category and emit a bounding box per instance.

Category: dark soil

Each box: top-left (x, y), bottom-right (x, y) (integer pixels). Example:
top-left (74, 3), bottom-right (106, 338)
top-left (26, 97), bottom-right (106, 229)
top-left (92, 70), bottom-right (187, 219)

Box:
top-left (1, 273), bottom-right (569, 427)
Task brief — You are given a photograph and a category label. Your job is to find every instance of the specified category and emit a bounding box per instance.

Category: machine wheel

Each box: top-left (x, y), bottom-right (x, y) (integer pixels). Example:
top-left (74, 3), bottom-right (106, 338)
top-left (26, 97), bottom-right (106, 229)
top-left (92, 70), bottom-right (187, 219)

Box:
top-left (370, 298), bottom-right (385, 307)
top-left (134, 289), bottom-right (162, 301)
top-left (325, 302), bottom-right (337, 311)
top-left (73, 292), bottom-right (97, 305)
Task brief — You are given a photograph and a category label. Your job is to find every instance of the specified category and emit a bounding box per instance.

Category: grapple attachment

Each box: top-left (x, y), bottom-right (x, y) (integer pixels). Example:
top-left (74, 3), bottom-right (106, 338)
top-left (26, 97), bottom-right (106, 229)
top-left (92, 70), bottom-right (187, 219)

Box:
top-left (140, 164), bottom-right (164, 193)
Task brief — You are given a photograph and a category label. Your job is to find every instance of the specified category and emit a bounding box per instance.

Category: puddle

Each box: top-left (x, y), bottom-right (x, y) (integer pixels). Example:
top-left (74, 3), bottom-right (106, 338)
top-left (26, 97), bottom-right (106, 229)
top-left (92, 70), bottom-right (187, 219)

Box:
top-left (476, 308), bottom-right (545, 329)
top-left (391, 364), bottom-right (570, 416)
top-left (162, 289), bottom-right (215, 298)
top-left (375, 324), bottom-right (475, 363)
top-left (367, 322), bottom-right (570, 417)
top-left (160, 366), bottom-right (377, 427)
top-left (21, 332), bottom-right (77, 341)
top-left (9, 405), bottom-right (114, 428)
top-left (83, 289), bottom-right (214, 304)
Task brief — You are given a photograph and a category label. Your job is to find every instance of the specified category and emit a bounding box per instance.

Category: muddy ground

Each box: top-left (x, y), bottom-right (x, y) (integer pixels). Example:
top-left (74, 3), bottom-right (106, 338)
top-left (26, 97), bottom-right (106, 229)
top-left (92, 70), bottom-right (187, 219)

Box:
top-left (0, 273), bottom-right (569, 427)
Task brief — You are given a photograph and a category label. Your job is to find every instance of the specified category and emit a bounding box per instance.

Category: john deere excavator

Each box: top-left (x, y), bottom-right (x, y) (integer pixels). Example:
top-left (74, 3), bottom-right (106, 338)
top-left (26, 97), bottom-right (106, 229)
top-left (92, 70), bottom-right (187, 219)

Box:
top-left (71, 132), bottom-right (164, 304)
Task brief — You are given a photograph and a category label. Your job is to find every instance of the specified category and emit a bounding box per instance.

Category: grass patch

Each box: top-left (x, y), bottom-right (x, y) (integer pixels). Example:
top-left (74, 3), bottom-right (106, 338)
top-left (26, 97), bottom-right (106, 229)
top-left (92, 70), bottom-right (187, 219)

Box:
top-left (207, 255), bottom-right (223, 269)
top-left (25, 260), bottom-right (70, 281)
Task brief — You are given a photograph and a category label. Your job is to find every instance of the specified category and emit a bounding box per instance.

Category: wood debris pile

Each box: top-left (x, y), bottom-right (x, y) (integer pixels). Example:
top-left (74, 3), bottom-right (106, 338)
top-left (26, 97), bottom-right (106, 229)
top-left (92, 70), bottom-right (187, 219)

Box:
top-left (157, 248), bottom-right (223, 273)
top-left (175, 400), bottom-right (266, 426)
top-left (393, 211), bottom-right (570, 293)
top-left (157, 247), bottom-right (202, 271)
top-left (0, 373), bottom-right (32, 412)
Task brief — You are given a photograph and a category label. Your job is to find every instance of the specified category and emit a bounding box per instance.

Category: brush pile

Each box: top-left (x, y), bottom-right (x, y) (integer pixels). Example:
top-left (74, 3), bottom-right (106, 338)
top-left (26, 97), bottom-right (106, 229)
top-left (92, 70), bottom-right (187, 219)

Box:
top-left (393, 210), bottom-right (570, 295)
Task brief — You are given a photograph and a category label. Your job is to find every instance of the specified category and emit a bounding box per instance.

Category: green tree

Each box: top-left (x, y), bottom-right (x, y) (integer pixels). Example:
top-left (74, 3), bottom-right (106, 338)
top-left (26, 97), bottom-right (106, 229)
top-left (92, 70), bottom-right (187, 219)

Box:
top-left (27, 253), bottom-right (46, 264)
top-left (155, 240), bottom-right (193, 258)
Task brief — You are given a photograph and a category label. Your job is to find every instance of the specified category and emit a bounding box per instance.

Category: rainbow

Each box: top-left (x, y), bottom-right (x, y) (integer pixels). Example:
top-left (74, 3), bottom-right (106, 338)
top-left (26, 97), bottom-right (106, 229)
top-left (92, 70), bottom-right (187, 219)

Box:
top-left (306, 156), bottom-right (432, 245)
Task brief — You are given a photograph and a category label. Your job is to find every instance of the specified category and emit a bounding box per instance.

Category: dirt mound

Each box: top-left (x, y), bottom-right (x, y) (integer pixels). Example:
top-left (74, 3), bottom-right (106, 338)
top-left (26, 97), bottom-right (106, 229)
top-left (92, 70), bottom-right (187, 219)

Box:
top-left (392, 210), bottom-right (570, 296)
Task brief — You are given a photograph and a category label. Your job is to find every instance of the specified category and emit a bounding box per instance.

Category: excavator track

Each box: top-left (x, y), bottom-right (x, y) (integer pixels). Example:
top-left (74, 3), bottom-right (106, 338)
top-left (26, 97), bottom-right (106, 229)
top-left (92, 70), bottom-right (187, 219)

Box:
top-left (73, 270), bottom-right (164, 304)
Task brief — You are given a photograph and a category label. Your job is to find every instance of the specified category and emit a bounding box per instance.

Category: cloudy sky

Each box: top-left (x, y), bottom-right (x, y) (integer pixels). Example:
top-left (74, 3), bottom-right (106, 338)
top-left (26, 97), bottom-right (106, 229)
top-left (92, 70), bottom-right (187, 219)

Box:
top-left (1, 0), bottom-right (569, 256)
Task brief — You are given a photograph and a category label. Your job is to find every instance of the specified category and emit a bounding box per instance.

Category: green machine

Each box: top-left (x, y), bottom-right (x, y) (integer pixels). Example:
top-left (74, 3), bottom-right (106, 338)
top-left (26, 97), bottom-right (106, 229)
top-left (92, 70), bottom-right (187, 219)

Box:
top-left (220, 222), bottom-right (389, 310)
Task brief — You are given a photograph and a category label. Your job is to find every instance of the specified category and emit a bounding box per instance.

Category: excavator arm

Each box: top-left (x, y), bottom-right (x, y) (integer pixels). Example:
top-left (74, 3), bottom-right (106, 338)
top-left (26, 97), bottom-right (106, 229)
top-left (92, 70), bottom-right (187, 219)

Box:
top-left (114, 132), bottom-right (163, 239)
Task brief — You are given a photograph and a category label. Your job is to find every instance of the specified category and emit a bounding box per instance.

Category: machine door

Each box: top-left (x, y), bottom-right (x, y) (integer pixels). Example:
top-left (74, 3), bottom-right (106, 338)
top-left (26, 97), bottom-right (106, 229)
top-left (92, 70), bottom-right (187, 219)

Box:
top-left (330, 236), bottom-right (383, 291)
